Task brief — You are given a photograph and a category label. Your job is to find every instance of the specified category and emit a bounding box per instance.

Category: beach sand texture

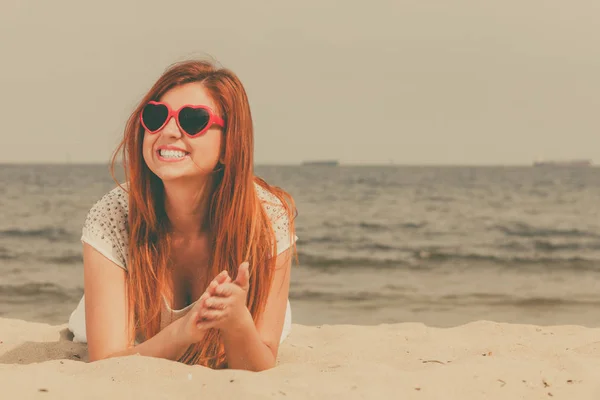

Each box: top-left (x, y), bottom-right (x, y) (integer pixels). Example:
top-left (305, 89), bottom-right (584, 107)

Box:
top-left (1, 317), bottom-right (600, 399)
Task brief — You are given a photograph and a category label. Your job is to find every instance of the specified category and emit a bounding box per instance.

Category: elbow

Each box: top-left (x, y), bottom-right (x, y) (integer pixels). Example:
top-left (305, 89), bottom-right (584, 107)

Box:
top-left (87, 345), bottom-right (127, 362)
top-left (87, 354), bottom-right (105, 363)
top-left (242, 361), bottom-right (276, 372)
top-left (256, 344), bottom-right (279, 371)
top-left (87, 350), bottom-right (112, 362)
top-left (253, 358), bottom-right (277, 372)
top-left (252, 349), bottom-right (278, 371)
top-left (260, 362), bottom-right (277, 372)
top-left (229, 352), bottom-right (277, 372)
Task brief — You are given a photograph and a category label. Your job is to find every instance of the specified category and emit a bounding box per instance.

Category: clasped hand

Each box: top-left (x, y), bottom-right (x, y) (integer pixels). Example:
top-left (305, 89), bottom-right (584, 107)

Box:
top-left (189, 261), bottom-right (251, 333)
top-left (176, 262), bottom-right (252, 346)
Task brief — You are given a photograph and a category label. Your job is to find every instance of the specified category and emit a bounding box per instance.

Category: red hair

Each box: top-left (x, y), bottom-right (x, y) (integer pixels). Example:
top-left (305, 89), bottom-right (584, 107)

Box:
top-left (109, 59), bottom-right (296, 368)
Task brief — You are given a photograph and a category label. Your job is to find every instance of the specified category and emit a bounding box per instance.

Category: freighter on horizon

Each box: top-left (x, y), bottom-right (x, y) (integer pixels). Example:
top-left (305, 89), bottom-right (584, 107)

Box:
top-left (301, 160), bottom-right (339, 166)
top-left (533, 159), bottom-right (592, 167)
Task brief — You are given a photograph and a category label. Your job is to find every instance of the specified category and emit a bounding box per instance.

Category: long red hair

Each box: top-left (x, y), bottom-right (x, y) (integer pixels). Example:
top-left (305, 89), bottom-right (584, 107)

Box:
top-left (109, 59), bottom-right (296, 368)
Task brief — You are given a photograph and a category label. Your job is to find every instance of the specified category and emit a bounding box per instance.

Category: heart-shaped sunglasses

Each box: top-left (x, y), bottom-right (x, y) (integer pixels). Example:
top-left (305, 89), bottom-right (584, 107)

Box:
top-left (140, 101), bottom-right (225, 138)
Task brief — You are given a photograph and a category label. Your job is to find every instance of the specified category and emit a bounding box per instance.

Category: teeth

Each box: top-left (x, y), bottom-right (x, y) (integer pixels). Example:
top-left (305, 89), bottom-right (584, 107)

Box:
top-left (160, 149), bottom-right (187, 158)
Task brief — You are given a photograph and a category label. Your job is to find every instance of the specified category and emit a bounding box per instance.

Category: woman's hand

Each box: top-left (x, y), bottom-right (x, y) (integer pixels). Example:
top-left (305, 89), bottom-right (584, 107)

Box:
top-left (175, 270), bottom-right (232, 347)
top-left (196, 261), bottom-right (252, 333)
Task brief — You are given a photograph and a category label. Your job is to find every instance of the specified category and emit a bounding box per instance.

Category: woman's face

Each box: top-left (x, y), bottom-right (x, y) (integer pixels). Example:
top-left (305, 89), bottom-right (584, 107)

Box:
top-left (142, 82), bottom-right (224, 183)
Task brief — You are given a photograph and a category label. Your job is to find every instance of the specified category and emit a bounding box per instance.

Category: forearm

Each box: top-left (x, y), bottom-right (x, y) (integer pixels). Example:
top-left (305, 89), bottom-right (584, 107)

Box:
top-left (99, 319), bottom-right (190, 362)
top-left (222, 311), bottom-right (276, 371)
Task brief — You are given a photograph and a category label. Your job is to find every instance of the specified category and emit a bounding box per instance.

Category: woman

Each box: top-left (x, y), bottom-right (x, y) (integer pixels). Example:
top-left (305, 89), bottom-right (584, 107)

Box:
top-left (68, 59), bottom-right (298, 371)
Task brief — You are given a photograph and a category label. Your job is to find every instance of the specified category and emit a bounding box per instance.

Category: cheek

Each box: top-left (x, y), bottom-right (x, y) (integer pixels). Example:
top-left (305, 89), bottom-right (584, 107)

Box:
top-left (191, 132), bottom-right (222, 163)
top-left (142, 133), bottom-right (156, 164)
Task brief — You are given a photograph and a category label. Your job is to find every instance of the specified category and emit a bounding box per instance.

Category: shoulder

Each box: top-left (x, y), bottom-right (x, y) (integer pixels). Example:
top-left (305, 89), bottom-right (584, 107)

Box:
top-left (253, 181), bottom-right (298, 255)
top-left (88, 184), bottom-right (129, 218)
top-left (81, 184), bottom-right (130, 270)
top-left (83, 184), bottom-right (129, 233)
top-left (254, 181), bottom-right (293, 225)
top-left (255, 182), bottom-right (284, 211)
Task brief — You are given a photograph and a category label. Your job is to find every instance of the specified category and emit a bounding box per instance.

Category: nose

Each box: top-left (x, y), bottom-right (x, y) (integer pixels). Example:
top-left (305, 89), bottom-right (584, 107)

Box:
top-left (161, 115), bottom-right (182, 139)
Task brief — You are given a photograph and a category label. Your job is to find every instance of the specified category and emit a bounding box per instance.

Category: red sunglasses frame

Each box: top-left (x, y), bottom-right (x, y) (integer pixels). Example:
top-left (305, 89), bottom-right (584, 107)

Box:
top-left (140, 101), bottom-right (225, 137)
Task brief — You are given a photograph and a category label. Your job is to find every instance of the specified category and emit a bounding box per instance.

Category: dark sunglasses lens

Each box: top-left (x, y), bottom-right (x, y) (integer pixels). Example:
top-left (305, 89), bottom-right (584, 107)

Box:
top-left (178, 107), bottom-right (210, 136)
top-left (142, 103), bottom-right (169, 131)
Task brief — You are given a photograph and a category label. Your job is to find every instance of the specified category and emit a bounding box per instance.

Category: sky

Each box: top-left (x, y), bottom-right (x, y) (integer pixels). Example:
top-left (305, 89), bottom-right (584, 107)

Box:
top-left (1, 0), bottom-right (599, 165)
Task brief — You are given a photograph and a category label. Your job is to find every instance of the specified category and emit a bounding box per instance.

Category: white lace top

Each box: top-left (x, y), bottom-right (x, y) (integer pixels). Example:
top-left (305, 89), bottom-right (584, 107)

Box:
top-left (81, 182), bottom-right (296, 270)
top-left (68, 181), bottom-right (297, 344)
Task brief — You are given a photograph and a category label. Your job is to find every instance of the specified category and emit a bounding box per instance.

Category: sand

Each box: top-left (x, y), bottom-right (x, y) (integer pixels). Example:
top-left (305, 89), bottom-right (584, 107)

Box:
top-left (1, 317), bottom-right (600, 399)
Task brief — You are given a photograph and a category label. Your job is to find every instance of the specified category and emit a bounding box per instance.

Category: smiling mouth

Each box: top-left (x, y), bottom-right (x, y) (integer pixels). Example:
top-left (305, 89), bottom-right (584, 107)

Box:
top-left (157, 149), bottom-right (190, 160)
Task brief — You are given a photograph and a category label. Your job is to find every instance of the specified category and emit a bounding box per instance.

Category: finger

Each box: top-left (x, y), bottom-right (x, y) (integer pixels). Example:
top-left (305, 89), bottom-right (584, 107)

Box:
top-left (196, 292), bottom-right (209, 307)
top-left (202, 293), bottom-right (213, 310)
top-left (214, 282), bottom-right (236, 297)
top-left (204, 296), bottom-right (230, 310)
top-left (212, 271), bottom-right (229, 287)
top-left (216, 270), bottom-right (230, 284)
top-left (192, 291), bottom-right (211, 313)
top-left (207, 280), bottom-right (219, 296)
top-left (206, 271), bottom-right (230, 295)
top-left (200, 308), bottom-right (226, 321)
top-left (209, 271), bottom-right (229, 288)
top-left (234, 261), bottom-right (250, 291)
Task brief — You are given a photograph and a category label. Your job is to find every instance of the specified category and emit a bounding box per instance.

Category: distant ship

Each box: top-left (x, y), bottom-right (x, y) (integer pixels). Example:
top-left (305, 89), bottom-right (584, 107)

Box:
top-left (301, 160), bottom-right (339, 166)
top-left (533, 159), bottom-right (592, 167)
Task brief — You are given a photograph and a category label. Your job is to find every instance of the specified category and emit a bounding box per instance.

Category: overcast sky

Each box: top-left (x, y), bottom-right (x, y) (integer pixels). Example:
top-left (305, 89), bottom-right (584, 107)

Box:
top-left (1, 0), bottom-right (599, 165)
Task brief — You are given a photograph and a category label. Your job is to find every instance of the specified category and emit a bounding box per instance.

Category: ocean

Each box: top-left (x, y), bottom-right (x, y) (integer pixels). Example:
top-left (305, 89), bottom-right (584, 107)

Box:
top-left (1, 164), bottom-right (600, 328)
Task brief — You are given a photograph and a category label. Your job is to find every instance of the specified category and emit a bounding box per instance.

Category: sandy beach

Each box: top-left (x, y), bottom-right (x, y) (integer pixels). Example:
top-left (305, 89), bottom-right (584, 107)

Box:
top-left (1, 317), bottom-right (599, 399)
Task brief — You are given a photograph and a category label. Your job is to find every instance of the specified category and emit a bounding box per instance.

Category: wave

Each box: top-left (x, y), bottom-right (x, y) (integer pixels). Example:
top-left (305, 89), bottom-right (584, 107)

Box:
top-left (405, 250), bottom-right (600, 272)
top-left (495, 222), bottom-right (599, 239)
top-left (358, 222), bottom-right (388, 230)
top-left (422, 195), bottom-right (456, 202)
top-left (297, 250), bottom-right (600, 272)
top-left (45, 253), bottom-right (83, 264)
top-left (358, 222), bottom-right (427, 231)
top-left (0, 283), bottom-right (83, 303)
top-left (290, 289), bottom-right (600, 308)
top-left (300, 236), bottom-right (344, 245)
top-left (300, 236), bottom-right (419, 251)
top-left (438, 293), bottom-right (600, 308)
top-left (532, 240), bottom-right (600, 252)
top-left (0, 227), bottom-right (74, 242)
top-left (0, 249), bottom-right (83, 265)
top-left (290, 289), bottom-right (410, 303)
top-left (297, 253), bottom-right (408, 269)
top-left (0, 246), bottom-right (16, 260)
top-left (316, 221), bottom-right (427, 233)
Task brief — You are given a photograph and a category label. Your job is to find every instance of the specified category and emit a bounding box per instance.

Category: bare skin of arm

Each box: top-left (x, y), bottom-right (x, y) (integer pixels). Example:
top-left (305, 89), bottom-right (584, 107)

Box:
top-left (85, 240), bottom-right (292, 370)
top-left (83, 243), bottom-right (219, 362)
top-left (198, 248), bottom-right (294, 371)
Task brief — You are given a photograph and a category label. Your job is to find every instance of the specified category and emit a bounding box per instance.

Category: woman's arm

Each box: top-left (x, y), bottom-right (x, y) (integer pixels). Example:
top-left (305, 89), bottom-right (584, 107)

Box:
top-left (83, 243), bottom-right (192, 361)
top-left (205, 248), bottom-right (293, 371)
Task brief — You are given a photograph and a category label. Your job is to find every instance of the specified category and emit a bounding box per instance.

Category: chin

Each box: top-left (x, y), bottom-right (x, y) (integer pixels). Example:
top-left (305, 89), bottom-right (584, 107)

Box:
top-left (154, 169), bottom-right (195, 183)
top-left (154, 165), bottom-right (216, 183)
